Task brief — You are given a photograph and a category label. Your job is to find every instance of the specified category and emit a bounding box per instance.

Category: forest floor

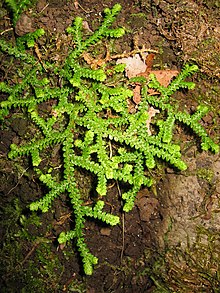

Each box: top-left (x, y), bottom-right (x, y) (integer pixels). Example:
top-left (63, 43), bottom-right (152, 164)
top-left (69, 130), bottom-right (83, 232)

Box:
top-left (0, 0), bottom-right (220, 292)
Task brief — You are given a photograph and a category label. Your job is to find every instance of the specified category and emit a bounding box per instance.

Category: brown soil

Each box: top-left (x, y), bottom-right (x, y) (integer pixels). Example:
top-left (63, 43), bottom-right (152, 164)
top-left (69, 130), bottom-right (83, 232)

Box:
top-left (0, 0), bottom-right (220, 292)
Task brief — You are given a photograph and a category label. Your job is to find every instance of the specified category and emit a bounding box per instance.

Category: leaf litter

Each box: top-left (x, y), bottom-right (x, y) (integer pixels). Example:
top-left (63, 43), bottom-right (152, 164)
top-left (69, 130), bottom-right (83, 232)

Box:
top-left (117, 52), bottom-right (180, 134)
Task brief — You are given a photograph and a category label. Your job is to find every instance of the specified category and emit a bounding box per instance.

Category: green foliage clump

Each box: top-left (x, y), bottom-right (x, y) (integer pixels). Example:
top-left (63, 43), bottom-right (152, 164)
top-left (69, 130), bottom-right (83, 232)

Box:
top-left (4, 0), bottom-right (35, 25)
top-left (0, 4), bottom-right (219, 275)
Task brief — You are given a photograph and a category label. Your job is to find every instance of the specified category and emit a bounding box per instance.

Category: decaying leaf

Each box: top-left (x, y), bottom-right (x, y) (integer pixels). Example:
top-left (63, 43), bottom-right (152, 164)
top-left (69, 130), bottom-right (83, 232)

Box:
top-left (118, 52), bottom-right (179, 99)
top-left (136, 189), bottom-right (159, 222)
top-left (82, 51), bottom-right (110, 69)
top-left (118, 53), bottom-right (162, 134)
top-left (116, 53), bottom-right (147, 78)
top-left (82, 20), bottom-right (93, 33)
top-left (133, 83), bottom-right (142, 105)
top-left (117, 52), bottom-right (179, 87)
top-left (149, 70), bottom-right (179, 87)
top-left (146, 107), bottom-right (160, 135)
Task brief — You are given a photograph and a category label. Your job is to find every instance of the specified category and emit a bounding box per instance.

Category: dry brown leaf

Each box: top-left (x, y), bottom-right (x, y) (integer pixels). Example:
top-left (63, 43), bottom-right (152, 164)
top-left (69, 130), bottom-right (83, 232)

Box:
top-left (74, 1), bottom-right (79, 9)
top-left (116, 52), bottom-right (178, 136)
top-left (137, 69), bottom-right (179, 96)
top-left (138, 53), bottom-right (179, 90)
top-left (116, 53), bottom-right (147, 78)
top-left (82, 20), bottom-right (93, 33)
top-left (149, 70), bottom-right (179, 87)
top-left (133, 83), bottom-right (142, 105)
top-left (145, 53), bottom-right (155, 73)
top-left (146, 107), bottom-right (160, 135)
top-left (82, 52), bottom-right (107, 69)
top-left (136, 196), bottom-right (159, 222)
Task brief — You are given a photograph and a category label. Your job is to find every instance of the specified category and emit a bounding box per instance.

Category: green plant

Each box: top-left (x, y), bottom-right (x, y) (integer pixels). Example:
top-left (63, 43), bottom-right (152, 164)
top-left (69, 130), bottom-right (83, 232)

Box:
top-left (0, 4), bottom-right (219, 275)
top-left (4, 0), bottom-right (35, 25)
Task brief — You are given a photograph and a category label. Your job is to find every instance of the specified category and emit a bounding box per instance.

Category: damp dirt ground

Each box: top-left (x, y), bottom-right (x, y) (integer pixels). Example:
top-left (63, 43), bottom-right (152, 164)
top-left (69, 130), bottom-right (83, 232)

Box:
top-left (0, 0), bottom-right (220, 292)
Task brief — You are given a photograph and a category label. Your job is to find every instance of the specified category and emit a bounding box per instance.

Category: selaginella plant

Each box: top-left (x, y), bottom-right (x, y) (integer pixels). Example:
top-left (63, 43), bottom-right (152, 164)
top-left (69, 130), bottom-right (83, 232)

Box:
top-left (0, 4), bottom-right (219, 275)
top-left (4, 0), bottom-right (35, 25)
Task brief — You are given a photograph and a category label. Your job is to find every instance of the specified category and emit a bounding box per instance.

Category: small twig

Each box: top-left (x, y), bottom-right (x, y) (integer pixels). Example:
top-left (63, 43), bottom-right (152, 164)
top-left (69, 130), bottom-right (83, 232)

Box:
top-left (76, 1), bottom-right (93, 13)
top-left (7, 167), bottom-right (29, 195)
top-left (18, 232), bottom-right (53, 267)
top-left (38, 3), bottom-right (49, 14)
top-left (108, 141), bottom-right (125, 262)
top-left (34, 44), bottom-right (48, 72)
top-left (111, 47), bottom-right (158, 61)
top-left (116, 181), bottom-right (125, 263)
top-left (109, 140), bottom-right (113, 158)
top-left (20, 240), bottom-right (41, 266)
top-left (62, 273), bottom-right (77, 291)
top-left (0, 28), bottom-right (13, 35)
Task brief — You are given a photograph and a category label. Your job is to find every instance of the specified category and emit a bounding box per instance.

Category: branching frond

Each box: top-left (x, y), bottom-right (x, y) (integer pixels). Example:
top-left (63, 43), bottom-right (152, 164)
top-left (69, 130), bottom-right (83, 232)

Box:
top-left (0, 4), bottom-right (218, 275)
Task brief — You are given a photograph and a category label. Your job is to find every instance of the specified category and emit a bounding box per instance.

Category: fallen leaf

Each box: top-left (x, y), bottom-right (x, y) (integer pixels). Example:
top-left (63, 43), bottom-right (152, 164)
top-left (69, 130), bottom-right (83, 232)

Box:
top-left (133, 83), bottom-right (142, 104)
top-left (146, 107), bottom-right (160, 135)
top-left (82, 20), bottom-right (93, 33)
top-left (100, 227), bottom-right (111, 236)
top-left (82, 52), bottom-right (107, 69)
top-left (145, 53), bottom-right (155, 73)
top-left (137, 53), bottom-right (179, 89)
top-left (149, 70), bottom-right (179, 87)
top-left (136, 196), bottom-right (159, 222)
top-left (116, 53), bottom-right (147, 78)
top-left (74, 1), bottom-right (79, 9)
top-left (137, 69), bottom-right (179, 96)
